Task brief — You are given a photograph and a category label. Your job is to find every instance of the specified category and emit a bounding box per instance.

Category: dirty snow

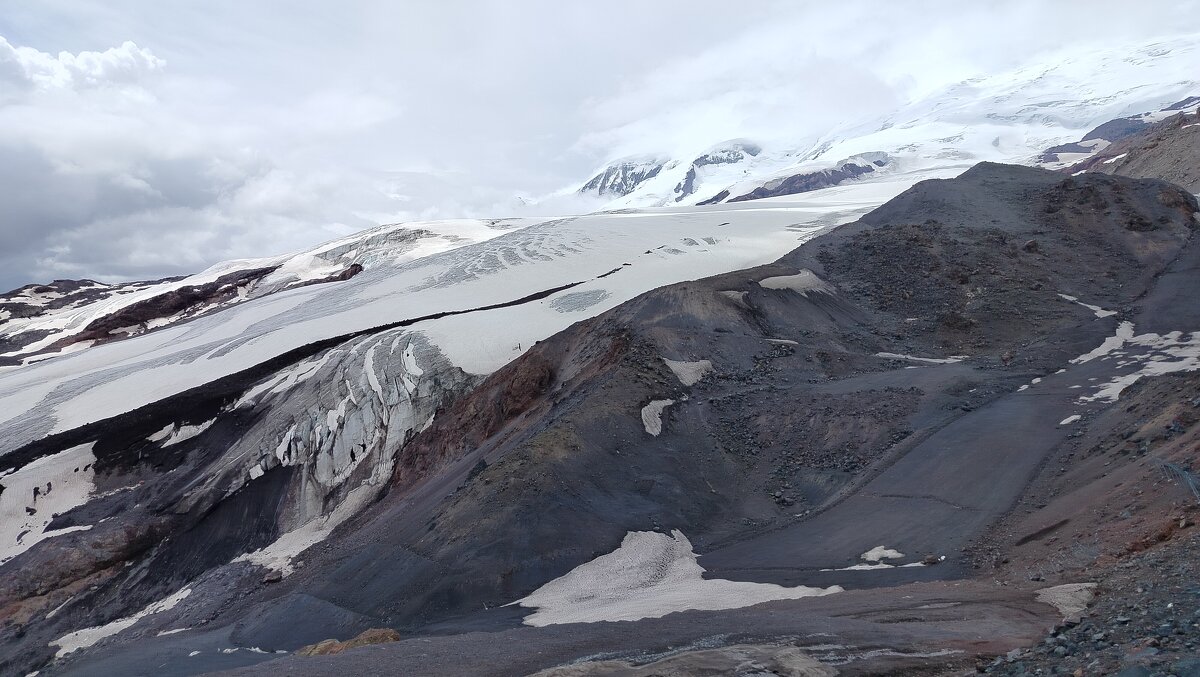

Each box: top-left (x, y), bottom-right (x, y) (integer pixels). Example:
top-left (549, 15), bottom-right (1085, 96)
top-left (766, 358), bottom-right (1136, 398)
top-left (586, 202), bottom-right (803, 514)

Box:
top-left (53, 587), bottom-right (191, 657)
top-left (662, 358), bottom-right (712, 386)
top-left (0, 443), bottom-right (96, 564)
top-left (1036, 583), bottom-right (1096, 618)
top-left (232, 450), bottom-right (396, 577)
top-left (861, 546), bottom-right (904, 562)
top-left (148, 419), bottom-right (216, 447)
top-left (875, 353), bottom-right (967, 364)
top-left (758, 270), bottom-right (833, 295)
top-left (514, 530), bottom-right (840, 626)
top-left (821, 545), bottom-right (938, 571)
top-left (641, 400), bottom-right (675, 436)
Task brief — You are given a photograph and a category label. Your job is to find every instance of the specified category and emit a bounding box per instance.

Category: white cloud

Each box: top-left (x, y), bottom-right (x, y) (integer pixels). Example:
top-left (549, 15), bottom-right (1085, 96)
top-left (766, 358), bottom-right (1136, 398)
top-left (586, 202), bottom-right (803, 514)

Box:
top-left (0, 36), bottom-right (162, 91)
top-left (0, 0), bottom-right (1198, 289)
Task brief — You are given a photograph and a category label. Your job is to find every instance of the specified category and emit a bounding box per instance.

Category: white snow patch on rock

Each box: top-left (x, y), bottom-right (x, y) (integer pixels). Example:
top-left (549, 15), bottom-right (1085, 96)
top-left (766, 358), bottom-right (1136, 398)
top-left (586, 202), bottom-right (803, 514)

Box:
top-left (662, 358), bottom-right (712, 386)
top-left (875, 353), bottom-right (967, 364)
top-left (1073, 326), bottom-right (1200, 402)
top-left (641, 399), bottom-right (674, 436)
top-left (718, 290), bottom-right (748, 305)
top-left (1059, 414), bottom-right (1082, 425)
top-left (149, 420), bottom-right (216, 447)
top-left (402, 341), bottom-right (424, 377)
top-left (1057, 293), bottom-right (1117, 318)
top-left (1, 443), bottom-right (96, 564)
top-left (861, 545), bottom-right (904, 562)
top-left (821, 545), bottom-right (939, 571)
top-left (758, 270), bottom-right (833, 296)
top-left (1071, 321), bottom-right (1135, 364)
top-left (1036, 583), bottom-right (1096, 618)
top-left (514, 530), bottom-right (840, 626)
top-left (53, 587), bottom-right (191, 657)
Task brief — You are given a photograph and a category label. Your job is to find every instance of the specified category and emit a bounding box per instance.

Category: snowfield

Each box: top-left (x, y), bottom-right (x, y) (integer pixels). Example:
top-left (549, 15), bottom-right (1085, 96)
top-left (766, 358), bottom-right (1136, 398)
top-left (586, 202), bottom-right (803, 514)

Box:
top-left (0, 173), bottom-right (930, 453)
top-left (514, 530), bottom-right (841, 626)
top-left (573, 34), bottom-right (1199, 211)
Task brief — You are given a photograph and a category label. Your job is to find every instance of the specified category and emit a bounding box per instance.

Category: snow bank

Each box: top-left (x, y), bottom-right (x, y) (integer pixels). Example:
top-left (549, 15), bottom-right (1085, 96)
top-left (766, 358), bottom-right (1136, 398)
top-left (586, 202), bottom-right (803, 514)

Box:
top-left (1057, 293), bottom-right (1116, 318)
top-left (0, 443), bottom-right (96, 565)
top-left (662, 358), bottom-right (712, 386)
top-left (640, 400), bottom-right (674, 436)
top-left (1071, 324), bottom-right (1200, 402)
top-left (514, 530), bottom-right (840, 626)
top-left (53, 587), bottom-right (191, 657)
top-left (758, 270), bottom-right (833, 296)
top-left (875, 352), bottom-right (966, 364)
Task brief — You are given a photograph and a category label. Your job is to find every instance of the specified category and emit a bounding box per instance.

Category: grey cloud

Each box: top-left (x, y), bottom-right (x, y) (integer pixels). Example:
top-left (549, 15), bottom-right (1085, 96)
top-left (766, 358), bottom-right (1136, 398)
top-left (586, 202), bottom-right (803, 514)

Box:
top-left (1, 1), bottom-right (1199, 290)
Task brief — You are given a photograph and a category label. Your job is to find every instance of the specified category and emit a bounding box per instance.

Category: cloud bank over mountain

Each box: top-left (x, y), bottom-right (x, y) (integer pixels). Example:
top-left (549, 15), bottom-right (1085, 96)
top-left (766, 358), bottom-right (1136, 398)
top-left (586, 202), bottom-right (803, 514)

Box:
top-left (1, 0), bottom-right (1198, 289)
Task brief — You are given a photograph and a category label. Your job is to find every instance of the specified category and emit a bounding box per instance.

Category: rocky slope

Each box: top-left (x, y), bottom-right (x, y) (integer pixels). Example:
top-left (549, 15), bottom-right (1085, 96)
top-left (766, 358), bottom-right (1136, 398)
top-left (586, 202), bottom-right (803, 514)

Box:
top-left (1066, 109), bottom-right (1200, 192)
top-left (12, 162), bottom-right (1196, 677)
top-left (2, 37), bottom-right (1199, 676)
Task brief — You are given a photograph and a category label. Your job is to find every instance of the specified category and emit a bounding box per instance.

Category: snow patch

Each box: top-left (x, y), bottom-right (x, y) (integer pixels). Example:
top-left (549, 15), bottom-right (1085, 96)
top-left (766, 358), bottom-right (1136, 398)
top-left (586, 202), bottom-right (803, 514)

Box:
top-left (875, 352), bottom-right (967, 364)
top-left (1036, 583), bottom-right (1096, 618)
top-left (0, 443), bottom-right (96, 565)
top-left (514, 530), bottom-right (840, 626)
top-left (821, 545), bottom-right (939, 571)
top-left (232, 451), bottom-right (396, 577)
top-left (1057, 293), bottom-right (1116, 318)
top-left (1079, 329), bottom-right (1200, 402)
top-left (401, 341), bottom-right (425, 377)
top-left (1071, 321), bottom-right (1136, 364)
top-left (861, 546), bottom-right (904, 562)
top-left (1059, 414), bottom-right (1082, 425)
top-left (662, 358), bottom-right (712, 386)
top-left (641, 399), bottom-right (674, 436)
top-left (758, 270), bottom-right (833, 295)
top-left (52, 587), bottom-right (191, 657)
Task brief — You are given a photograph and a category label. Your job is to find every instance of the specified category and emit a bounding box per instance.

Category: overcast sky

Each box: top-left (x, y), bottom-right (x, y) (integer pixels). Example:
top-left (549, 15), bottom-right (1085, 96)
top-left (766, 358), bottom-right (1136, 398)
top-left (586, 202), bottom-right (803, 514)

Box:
top-left (2, 1), bottom-right (1198, 289)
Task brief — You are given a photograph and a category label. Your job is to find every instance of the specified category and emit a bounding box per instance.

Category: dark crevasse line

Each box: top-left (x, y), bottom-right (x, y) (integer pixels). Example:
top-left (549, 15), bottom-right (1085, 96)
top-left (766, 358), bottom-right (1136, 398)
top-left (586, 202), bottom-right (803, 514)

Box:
top-left (0, 279), bottom-right (588, 474)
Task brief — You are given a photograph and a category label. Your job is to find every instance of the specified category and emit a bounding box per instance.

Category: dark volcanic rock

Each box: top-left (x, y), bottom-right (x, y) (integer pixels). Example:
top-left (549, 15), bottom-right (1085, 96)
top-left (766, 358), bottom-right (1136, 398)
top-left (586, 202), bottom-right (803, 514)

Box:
top-left (727, 158), bottom-right (881, 202)
top-left (1068, 110), bottom-right (1200, 192)
top-left (11, 162), bottom-right (1200, 677)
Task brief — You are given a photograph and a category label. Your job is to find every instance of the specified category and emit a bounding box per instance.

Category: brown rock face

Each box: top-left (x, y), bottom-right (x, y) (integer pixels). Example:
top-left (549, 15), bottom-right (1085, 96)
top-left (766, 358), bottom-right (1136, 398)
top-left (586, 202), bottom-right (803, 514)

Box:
top-left (296, 628), bottom-right (402, 656)
top-left (1067, 111), bottom-right (1200, 192)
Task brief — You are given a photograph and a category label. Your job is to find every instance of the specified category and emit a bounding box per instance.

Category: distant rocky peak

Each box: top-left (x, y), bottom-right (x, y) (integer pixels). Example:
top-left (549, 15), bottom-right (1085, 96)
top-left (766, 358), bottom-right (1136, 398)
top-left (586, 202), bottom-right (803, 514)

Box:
top-left (579, 156), bottom-right (671, 198)
top-left (692, 139), bottom-right (763, 168)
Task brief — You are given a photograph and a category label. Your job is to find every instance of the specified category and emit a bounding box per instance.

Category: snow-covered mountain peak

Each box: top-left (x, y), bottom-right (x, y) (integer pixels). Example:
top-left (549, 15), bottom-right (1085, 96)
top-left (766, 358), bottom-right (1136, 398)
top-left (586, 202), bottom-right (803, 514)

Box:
top-left (577, 155), bottom-right (674, 198)
top-left (567, 32), bottom-right (1199, 212)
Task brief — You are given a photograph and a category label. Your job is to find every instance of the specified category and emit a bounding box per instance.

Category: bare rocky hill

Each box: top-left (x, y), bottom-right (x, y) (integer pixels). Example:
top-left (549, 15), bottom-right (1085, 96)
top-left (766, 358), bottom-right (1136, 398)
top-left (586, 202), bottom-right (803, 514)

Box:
top-left (1067, 110), bottom-right (1200, 192)
top-left (14, 161), bottom-right (1197, 677)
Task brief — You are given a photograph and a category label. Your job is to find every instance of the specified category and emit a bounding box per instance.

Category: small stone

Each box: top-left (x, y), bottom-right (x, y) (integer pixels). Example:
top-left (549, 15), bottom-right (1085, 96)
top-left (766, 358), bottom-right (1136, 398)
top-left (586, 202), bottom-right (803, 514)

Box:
top-left (262, 570), bottom-right (283, 584)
